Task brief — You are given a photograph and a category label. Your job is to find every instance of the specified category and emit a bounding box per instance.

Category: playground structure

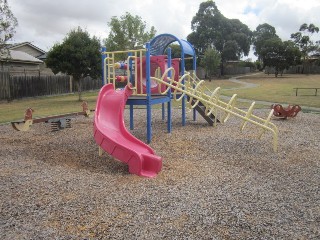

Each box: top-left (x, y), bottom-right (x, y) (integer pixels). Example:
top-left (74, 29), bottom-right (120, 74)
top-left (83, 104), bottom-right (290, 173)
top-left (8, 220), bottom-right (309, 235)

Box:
top-left (11, 102), bottom-right (92, 132)
top-left (94, 33), bottom-right (279, 177)
top-left (271, 104), bottom-right (301, 119)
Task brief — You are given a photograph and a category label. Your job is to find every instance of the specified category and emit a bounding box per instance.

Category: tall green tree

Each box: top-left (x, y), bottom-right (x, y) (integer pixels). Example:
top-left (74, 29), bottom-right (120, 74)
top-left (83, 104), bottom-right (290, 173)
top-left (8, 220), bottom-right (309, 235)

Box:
top-left (105, 12), bottom-right (156, 52)
top-left (187, 1), bottom-right (252, 75)
top-left (0, 0), bottom-right (18, 55)
top-left (46, 27), bottom-right (101, 101)
top-left (202, 47), bottom-right (221, 79)
top-left (291, 23), bottom-right (320, 73)
top-left (291, 23), bottom-right (319, 58)
top-left (260, 38), bottom-right (301, 77)
top-left (253, 23), bottom-right (279, 61)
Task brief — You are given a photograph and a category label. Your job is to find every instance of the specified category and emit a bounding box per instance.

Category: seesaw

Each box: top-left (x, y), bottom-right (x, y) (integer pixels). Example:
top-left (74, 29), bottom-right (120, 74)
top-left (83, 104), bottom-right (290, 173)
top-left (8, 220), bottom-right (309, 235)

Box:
top-left (11, 101), bottom-right (92, 131)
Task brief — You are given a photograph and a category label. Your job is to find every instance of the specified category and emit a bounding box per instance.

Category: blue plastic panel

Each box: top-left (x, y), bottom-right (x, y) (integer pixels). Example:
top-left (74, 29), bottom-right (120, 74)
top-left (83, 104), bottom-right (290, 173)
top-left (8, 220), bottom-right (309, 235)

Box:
top-left (149, 33), bottom-right (195, 57)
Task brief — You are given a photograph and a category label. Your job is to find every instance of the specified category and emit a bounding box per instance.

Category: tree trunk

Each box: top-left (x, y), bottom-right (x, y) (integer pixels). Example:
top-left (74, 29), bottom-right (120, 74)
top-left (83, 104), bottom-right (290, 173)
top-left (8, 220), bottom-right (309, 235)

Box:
top-left (75, 78), bottom-right (82, 101)
top-left (220, 62), bottom-right (224, 76)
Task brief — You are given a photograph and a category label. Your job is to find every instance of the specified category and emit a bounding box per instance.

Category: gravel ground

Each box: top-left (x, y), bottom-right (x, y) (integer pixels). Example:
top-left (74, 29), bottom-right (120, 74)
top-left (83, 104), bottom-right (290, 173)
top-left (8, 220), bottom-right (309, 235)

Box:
top-left (0, 108), bottom-right (319, 239)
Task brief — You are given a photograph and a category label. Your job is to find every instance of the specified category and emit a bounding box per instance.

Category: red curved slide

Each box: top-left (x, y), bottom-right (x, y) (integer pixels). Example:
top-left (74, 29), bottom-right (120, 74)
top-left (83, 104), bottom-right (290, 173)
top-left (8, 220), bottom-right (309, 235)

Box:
top-left (93, 84), bottom-right (162, 177)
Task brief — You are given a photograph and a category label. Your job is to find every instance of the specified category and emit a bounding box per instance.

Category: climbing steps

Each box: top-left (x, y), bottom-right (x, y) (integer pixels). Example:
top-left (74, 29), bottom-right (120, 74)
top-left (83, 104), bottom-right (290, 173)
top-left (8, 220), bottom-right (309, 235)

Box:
top-left (188, 96), bottom-right (219, 126)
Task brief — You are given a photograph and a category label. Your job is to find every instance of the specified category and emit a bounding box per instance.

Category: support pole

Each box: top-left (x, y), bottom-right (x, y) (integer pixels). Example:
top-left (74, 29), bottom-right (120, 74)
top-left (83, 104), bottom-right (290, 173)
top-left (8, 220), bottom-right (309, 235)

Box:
top-left (193, 56), bottom-right (197, 122)
top-left (180, 47), bottom-right (186, 126)
top-left (146, 42), bottom-right (152, 143)
top-left (130, 104), bottom-right (134, 130)
top-left (167, 47), bottom-right (172, 133)
top-left (162, 103), bottom-right (165, 120)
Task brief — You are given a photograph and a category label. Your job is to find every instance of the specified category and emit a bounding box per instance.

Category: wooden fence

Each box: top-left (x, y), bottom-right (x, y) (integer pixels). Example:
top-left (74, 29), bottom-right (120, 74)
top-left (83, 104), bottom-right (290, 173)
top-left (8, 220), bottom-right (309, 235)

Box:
top-left (224, 66), bottom-right (251, 75)
top-left (286, 65), bottom-right (320, 74)
top-left (0, 71), bottom-right (103, 100)
top-left (74, 76), bottom-right (102, 92)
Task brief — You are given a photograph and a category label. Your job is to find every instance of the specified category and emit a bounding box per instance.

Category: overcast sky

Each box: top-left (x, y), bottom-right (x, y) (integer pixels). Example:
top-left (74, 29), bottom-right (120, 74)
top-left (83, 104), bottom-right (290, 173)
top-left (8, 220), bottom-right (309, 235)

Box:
top-left (8, 0), bottom-right (320, 60)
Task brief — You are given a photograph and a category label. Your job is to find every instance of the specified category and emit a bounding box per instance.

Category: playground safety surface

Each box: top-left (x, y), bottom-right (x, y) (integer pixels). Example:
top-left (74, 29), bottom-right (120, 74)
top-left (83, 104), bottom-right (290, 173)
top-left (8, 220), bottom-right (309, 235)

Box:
top-left (1, 108), bottom-right (319, 239)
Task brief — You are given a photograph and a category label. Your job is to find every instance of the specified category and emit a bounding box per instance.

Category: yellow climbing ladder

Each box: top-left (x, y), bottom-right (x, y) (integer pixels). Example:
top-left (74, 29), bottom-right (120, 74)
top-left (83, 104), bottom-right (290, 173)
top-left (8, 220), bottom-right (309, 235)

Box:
top-left (150, 68), bottom-right (279, 152)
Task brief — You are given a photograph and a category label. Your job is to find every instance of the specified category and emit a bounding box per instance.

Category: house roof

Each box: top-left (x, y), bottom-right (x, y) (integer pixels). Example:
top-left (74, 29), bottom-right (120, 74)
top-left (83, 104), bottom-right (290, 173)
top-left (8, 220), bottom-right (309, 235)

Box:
top-left (8, 42), bottom-right (46, 55)
top-left (0, 50), bottom-right (43, 64)
top-left (37, 52), bottom-right (47, 60)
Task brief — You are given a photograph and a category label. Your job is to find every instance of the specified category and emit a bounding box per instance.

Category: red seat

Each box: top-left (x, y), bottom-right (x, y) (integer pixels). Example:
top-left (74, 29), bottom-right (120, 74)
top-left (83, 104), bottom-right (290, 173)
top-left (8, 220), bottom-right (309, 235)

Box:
top-left (271, 104), bottom-right (301, 119)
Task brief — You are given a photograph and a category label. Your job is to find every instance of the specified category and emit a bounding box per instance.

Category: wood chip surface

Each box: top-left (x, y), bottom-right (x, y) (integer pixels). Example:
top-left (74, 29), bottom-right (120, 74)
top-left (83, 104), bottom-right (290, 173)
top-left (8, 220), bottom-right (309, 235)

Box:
top-left (1, 108), bottom-right (319, 239)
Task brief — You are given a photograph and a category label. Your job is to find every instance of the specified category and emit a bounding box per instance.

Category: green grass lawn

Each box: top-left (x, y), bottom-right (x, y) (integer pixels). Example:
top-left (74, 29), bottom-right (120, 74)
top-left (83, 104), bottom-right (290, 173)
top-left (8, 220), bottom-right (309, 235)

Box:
top-left (1, 73), bottom-right (319, 124)
top-left (204, 73), bottom-right (320, 108)
top-left (0, 92), bottom-right (99, 124)
top-left (204, 79), bottom-right (243, 89)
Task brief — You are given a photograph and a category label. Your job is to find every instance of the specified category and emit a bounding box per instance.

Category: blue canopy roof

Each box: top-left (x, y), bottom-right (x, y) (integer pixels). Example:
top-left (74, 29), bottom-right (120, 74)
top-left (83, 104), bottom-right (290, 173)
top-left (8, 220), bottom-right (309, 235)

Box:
top-left (149, 33), bottom-right (195, 57)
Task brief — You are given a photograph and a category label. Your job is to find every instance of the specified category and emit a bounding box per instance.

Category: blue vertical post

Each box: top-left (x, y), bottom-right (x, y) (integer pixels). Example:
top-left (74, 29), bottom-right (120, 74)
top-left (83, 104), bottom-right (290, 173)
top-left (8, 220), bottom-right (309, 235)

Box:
top-left (193, 55), bottom-right (197, 121)
top-left (130, 105), bottom-right (134, 130)
top-left (146, 42), bottom-right (152, 143)
top-left (180, 49), bottom-right (186, 126)
top-left (167, 47), bottom-right (172, 133)
top-left (127, 52), bottom-right (134, 130)
top-left (101, 47), bottom-right (106, 85)
top-left (162, 103), bottom-right (165, 120)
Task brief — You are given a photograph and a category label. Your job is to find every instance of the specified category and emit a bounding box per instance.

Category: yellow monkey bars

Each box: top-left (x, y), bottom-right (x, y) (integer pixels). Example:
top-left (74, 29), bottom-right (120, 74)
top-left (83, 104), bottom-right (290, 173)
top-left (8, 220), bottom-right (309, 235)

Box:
top-left (152, 68), bottom-right (278, 152)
